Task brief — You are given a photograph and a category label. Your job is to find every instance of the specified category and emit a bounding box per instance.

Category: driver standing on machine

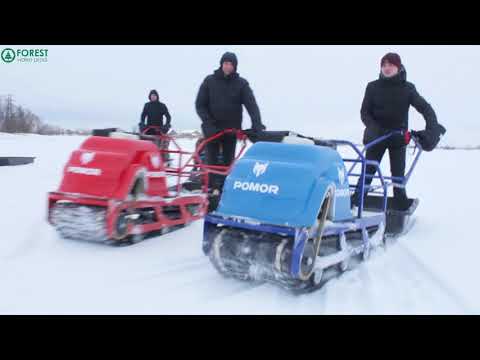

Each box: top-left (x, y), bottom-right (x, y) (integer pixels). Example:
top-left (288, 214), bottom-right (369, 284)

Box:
top-left (139, 89), bottom-right (172, 135)
top-left (351, 52), bottom-right (438, 210)
top-left (139, 89), bottom-right (172, 162)
top-left (195, 52), bottom-right (266, 192)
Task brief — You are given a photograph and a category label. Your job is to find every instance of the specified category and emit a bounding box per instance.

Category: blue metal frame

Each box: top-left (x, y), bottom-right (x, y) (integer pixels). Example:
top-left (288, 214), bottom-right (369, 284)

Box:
top-left (325, 137), bottom-right (388, 218)
top-left (346, 131), bottom-right (423, 185)
top-left (329, 131), bottom-right (423, 218)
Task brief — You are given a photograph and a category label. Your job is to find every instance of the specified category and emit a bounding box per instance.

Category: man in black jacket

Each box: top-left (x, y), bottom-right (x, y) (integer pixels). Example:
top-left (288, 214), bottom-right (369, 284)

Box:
top-left (195, 52), bottom-right (265, 190)
top-left (139, 89), bottom-right (172, 135)
top-left (352, 53), bottom-right (438, 209)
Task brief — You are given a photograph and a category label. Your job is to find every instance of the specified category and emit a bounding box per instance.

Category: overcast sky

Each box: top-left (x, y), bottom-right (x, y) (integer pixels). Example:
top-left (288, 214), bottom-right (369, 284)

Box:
top-left (1, 45), bottom-right (478, 144)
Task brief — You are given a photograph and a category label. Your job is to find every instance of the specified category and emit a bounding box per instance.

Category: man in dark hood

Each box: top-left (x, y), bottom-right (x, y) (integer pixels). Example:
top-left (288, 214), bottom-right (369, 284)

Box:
top-left (195, 51), bottom-right (266, 190)
top-left (196, 52), bottom-right (264, 137)
top-left (352, 52), bottom-right (440, 209)
top-left (139, 89), bottom-right (172, 135)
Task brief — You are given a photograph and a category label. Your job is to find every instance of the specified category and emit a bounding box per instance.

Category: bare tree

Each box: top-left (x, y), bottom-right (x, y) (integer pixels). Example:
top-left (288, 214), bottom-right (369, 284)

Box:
top-left (1, 95), bottom-right (17, 133)
top-left (0, 94), bottom-right (84, 135)
top-left (15, 105), bottom-right (30, 133)
top-left (0, 97), bottom-right (4, 130)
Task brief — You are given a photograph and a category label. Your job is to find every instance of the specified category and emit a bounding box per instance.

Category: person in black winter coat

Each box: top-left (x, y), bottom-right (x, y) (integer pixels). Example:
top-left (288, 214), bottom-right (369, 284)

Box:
top-left (352, 53), bottom-right (438, 209)
top-left (195, 52), bottom-right (266, 190)
top-left (139, 89), bottom-right (172, 135)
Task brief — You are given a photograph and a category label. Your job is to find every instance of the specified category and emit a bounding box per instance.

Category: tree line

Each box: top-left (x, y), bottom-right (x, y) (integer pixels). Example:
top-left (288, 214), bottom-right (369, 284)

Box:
top-left (0, 95), bottom-right (90, 135)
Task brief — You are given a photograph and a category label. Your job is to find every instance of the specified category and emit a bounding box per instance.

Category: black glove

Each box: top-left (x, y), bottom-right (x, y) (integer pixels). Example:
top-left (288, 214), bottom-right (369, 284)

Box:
top-left (252, 123), bottom-right (266, 133)
top-left (411, 124), bottom-right (446, 152)
top-left (411, 130), bottom-right (430, 149)
top-left (411, 124), bottom-right (447, 151)
top-left (162, 124), bottom-right (171, 133)
top-left (138, 123), bottom-right (145, 132)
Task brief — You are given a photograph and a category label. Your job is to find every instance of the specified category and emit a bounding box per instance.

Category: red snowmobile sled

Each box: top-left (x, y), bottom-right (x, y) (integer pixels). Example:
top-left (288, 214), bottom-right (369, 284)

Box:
top-left (47, 127), bottom-right (249, 245)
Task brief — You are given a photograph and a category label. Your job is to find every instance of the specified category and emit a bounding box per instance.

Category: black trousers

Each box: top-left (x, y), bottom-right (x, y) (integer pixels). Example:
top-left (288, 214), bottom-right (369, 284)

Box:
top-left (144, 127), bottom-right (170, 160)
top-left (206, 134), bottom-right (237, 190)
top-left (353, 140), bottom-right (408, 205)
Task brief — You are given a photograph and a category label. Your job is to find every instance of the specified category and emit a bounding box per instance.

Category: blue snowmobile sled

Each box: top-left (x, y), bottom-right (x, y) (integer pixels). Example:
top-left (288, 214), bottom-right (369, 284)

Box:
top-left (202, 130), bottom-right (423, 292)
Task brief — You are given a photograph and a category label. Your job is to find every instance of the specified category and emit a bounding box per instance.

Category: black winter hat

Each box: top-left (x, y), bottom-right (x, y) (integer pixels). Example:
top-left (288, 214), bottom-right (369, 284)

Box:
top-left (220, 52), bottom-right (238, 70)
top-left (149, 89), bottom-right (159, 101)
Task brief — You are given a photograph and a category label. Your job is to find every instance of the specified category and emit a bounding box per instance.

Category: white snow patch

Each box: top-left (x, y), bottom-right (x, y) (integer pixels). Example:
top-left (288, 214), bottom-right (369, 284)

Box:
top-left (0, 134), bottom-right (478, 314)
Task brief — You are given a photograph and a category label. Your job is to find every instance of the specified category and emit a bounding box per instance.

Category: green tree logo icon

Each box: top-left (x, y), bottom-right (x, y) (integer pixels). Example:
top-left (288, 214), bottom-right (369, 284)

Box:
top-left (1, 48), bottom-right (16, 63)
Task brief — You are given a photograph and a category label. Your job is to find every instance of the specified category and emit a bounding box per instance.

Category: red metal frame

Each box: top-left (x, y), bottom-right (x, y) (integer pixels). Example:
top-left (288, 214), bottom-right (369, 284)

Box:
top-left (141, 126), bottom-right (248, 195)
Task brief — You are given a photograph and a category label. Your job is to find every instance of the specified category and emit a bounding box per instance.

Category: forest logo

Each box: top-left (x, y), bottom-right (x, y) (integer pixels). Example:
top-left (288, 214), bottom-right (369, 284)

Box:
top-left (1, 48), bottom-right (16, 63)
top-left (1, 48), bottom-right (48, 63)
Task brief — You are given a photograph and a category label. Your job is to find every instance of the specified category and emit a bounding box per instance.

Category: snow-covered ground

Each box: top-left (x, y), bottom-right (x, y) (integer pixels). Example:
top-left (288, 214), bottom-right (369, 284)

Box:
top-left (0, 132), bottom-right (478, 314)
